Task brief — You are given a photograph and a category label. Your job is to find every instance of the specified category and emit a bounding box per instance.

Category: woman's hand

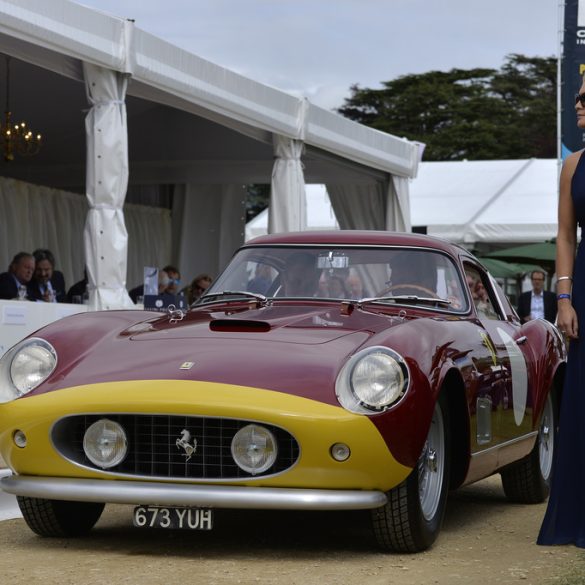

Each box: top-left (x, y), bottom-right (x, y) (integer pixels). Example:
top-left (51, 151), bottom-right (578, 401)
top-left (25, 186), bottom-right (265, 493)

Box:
top-left (557, 302), bottom-right (579, 339)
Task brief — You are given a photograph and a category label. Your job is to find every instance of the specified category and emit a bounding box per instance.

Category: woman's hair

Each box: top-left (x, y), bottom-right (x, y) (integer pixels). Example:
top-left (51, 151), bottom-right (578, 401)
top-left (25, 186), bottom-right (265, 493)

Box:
top-left (188, 273), bottom-right (213, 303)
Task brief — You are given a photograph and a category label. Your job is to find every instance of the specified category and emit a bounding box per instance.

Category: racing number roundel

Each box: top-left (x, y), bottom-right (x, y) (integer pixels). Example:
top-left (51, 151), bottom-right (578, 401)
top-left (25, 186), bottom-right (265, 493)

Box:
top-left (496, 327), bottom-right (528, 426)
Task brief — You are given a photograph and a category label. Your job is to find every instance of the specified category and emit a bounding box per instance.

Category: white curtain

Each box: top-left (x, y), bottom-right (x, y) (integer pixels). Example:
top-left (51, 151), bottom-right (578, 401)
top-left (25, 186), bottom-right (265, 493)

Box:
top-left (83, 63), bottom-right (133, 310)
top-left (268, 135), bottom-right (306, 233)
top-left (0, 178), bottom-right (87, 286)
top-left (327, 177), bottom-right (411, 232)
top-left (389, 176), bottom-right (411, 232)
top-left (327, 183), bottom-right (386, 230)
top-left (174, 184), bottom-right (246, 283)
top-left (0, 176), bottom-right (171, 293)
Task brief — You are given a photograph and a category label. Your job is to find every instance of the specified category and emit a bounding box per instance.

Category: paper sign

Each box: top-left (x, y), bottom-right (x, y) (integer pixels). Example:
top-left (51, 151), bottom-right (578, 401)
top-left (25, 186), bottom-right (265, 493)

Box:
top-left (2, 305), bottom-right (28, 325)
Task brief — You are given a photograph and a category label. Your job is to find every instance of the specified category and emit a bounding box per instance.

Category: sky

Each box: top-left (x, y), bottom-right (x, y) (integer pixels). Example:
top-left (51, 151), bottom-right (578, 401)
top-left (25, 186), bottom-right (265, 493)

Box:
top-left (79, 0), bottom-right (560, 111)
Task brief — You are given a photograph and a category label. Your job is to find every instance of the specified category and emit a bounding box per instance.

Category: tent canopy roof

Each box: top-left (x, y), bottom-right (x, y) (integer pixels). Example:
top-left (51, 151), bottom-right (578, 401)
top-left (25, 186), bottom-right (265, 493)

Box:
top-left (0, 0), bottom-right (419, 188)
top-left (411, 159), bottom-right (558, 243)
top-left (247, 159), bottom-right (559, 245)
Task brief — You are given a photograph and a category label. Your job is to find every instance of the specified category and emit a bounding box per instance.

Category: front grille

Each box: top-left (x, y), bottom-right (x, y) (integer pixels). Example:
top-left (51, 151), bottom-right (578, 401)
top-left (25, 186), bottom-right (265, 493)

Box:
top-left (53, 414), bottom-right (300, 480)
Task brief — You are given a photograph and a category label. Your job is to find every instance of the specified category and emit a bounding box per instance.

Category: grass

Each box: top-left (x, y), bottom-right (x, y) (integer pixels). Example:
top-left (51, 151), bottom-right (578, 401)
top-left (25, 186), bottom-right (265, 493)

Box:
top-left (553, 553), bottom-right (585, 585)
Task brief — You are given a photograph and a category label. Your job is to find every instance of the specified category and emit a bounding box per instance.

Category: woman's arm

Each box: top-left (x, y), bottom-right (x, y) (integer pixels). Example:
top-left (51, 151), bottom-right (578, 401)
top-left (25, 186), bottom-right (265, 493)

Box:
top-left (556, 152), bottom-right (580, 338)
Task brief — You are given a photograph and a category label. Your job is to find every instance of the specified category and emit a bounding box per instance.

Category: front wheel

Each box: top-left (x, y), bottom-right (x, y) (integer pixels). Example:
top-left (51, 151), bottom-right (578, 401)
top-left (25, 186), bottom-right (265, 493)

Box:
top-left (372, 395), bottom-right (450, 552)
top-left (500, 392), bottom-right (556, 503)
top-left (17, 496), bottom-right (104, 537)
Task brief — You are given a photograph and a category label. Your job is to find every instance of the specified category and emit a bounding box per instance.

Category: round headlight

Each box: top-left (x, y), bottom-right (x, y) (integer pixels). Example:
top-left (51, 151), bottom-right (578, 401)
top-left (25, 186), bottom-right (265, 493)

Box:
top-left (9, 338), bottom-right (57, 396)
top-left (351, 351), bottom-right (404, 409)
top-left (83, 419), bottom-right (128, 469)
top-left (231, 424), bottom-right (277, 475)
top-left (336, 347), bottom-right (409, 414)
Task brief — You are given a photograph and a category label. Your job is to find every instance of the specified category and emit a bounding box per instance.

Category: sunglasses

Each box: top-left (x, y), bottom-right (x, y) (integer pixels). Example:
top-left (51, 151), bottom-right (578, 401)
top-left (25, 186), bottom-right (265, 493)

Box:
top-left (575, 92), bottom-right (585, 107)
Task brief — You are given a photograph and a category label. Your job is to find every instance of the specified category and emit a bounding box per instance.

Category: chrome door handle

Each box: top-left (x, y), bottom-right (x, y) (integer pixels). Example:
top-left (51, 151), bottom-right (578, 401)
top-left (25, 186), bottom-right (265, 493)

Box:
top-left (516, 336), bottom-right (527, 345)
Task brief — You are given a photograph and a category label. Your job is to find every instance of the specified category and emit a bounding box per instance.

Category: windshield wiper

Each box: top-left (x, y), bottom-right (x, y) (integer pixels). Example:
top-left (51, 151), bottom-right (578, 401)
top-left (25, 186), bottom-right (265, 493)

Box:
top-left (358, 295), bottom-right (452, 307)
top-left (197, 290), bottom-right (268, 307)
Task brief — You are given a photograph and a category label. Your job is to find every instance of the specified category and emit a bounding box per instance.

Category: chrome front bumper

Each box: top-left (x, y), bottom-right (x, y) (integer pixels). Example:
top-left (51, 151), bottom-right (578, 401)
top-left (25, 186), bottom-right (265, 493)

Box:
top-left (0, 475), bottom-right (387, 511)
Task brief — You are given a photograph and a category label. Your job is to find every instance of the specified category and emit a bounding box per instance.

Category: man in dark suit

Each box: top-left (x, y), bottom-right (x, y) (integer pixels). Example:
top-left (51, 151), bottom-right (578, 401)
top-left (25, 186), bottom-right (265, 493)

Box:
top-left (0, 252), bottom-right (35, 299)
top-left (516, 270), bottom-right (557, 324)
top-left (27, 249), bottom-right (66, 303)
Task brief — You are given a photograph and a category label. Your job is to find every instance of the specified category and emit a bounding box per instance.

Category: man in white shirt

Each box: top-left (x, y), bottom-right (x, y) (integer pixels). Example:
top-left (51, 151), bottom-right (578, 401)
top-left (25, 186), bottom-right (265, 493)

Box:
top-left (516, 270), bottom-right (557, 323)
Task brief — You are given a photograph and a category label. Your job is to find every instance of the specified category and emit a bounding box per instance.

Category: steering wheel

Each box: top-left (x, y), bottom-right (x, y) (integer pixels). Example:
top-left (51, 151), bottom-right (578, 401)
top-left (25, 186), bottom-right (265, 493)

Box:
top-left (381, 283), bottom-right (439, 298)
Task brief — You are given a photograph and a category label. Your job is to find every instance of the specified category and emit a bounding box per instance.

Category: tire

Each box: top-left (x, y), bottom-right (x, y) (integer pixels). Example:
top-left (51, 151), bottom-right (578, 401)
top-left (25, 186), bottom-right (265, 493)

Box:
top-left (17, 496), bottom-right (105, 537)
top-left (500, 392), bottom-right (556, 504)
top-left (372, 395), bottom-right (450, 552)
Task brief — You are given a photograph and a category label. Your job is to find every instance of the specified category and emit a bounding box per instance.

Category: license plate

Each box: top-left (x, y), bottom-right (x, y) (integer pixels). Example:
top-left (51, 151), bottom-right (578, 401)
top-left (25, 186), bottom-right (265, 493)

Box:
top-left (133, 506), bottom-right (213, 530)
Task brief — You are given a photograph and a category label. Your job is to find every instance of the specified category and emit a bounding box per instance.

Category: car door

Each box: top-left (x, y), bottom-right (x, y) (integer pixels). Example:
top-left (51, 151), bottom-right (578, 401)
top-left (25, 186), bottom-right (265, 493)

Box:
top-left (463, 262), bottom-right (532, 449)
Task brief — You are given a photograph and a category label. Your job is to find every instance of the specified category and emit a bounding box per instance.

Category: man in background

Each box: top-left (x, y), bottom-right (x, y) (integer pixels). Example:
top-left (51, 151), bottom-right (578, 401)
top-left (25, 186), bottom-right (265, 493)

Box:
top-left (0, 252), bottom-right (35, 300)
top-left (516, 270), bottom-right (557, 324)
top-left (28, 249), bottom-right (66, 302)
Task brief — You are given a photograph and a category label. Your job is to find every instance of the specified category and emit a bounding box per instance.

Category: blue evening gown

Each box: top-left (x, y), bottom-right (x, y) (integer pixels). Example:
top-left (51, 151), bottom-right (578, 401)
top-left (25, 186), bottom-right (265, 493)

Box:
top-left (538, 149), bottom-right (585, 546)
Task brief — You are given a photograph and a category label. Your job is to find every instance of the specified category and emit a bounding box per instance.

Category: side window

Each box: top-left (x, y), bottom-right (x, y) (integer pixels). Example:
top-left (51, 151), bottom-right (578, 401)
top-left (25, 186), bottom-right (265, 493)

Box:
top-left (489, 273), bottom-right (519, 321)
top-left (463, 264), bottom-right (500, 320)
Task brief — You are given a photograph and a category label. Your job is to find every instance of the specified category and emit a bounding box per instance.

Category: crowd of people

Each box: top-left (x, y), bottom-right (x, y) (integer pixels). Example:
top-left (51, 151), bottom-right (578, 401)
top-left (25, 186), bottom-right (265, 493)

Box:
top-left (0, 250), bottom-right (214, 306)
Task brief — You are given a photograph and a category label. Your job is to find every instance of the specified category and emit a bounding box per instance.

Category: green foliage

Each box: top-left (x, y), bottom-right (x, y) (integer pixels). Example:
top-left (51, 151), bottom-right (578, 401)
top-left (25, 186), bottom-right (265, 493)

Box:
top-left (245, 184), bottom-right (270, 222)
top-left (337, 54), bottom-right (556, 161)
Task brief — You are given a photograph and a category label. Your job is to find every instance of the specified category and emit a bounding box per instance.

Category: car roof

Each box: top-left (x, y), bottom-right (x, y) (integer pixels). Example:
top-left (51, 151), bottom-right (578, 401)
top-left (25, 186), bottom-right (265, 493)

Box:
top-left (245, 230), bottom-right (471, 259)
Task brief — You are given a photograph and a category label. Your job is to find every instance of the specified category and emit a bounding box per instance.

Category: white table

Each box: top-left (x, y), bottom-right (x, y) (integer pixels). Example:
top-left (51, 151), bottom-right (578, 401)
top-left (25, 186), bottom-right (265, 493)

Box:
top-left (0, 299), bottom-right (89, 358)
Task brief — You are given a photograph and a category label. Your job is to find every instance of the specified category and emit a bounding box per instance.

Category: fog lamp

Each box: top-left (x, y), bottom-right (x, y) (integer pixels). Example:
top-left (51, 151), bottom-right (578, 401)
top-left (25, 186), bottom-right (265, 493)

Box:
top-left (13, 430), bottom-right (27, 448)
top-left (83, 419), bottom-right (128, 469)
top-left (231, 424), bottom-right (277, 475)
top-left (330, 442), bottom-right (351, 462)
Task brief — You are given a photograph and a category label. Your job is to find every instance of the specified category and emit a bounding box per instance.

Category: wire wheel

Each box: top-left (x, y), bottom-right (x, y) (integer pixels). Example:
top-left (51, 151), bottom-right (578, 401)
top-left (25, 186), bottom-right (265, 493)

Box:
top-left (418, 405), bottom-right (445, 521)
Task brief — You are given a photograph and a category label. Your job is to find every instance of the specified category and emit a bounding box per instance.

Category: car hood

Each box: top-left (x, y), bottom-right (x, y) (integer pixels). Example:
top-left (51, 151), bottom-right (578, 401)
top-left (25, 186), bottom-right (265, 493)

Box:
top-left (25, 303), bottom-right (421, 406)
top-left (129, 304), bottom-right (366, 344)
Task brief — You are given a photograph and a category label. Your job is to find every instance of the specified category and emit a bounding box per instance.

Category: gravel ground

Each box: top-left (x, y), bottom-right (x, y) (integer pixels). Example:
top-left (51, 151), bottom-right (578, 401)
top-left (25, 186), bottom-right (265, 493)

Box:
top-left (0, 475), bottom-right (584, 585)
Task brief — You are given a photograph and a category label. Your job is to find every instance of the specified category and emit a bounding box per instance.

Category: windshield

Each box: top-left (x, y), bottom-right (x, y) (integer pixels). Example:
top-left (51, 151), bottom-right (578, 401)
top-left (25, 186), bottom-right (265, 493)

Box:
top-left (200, 246), bottom-right (469, 313)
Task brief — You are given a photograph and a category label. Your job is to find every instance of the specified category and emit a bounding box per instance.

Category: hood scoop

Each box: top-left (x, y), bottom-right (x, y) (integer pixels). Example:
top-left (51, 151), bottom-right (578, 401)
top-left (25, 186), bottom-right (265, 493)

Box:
top-left (210, 319), bottom-right (271, 333)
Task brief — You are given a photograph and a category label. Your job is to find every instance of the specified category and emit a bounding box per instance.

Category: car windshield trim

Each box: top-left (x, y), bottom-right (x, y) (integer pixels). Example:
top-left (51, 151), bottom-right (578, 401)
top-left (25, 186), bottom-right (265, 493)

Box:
top-left (359, 295), bottom-right (453, 308)
top-left (197, 290), bottom-right (268, 307)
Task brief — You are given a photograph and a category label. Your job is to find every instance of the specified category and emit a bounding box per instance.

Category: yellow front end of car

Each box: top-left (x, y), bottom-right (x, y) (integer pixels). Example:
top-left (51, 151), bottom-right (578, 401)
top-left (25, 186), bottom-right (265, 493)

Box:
top-left (0, 380), bottom-right (411, 492)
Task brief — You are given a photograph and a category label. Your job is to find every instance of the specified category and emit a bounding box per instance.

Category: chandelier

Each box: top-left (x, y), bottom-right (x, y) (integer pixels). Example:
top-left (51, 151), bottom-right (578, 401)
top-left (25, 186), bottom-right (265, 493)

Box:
top-left (1, 56), bottom-right (42, 161)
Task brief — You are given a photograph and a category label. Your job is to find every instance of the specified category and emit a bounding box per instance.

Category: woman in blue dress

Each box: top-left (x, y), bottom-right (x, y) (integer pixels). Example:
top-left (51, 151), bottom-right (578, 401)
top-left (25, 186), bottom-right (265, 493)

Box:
top-left (537, 83), bottom-right (585, 547)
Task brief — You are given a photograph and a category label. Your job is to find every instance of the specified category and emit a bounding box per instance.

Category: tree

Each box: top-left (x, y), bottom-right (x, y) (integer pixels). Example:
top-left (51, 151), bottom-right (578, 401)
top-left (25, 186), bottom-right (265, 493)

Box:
top-left (337, 55), bottom-right (556, 161)
top-left (245, 183), bottom-right (270, 222)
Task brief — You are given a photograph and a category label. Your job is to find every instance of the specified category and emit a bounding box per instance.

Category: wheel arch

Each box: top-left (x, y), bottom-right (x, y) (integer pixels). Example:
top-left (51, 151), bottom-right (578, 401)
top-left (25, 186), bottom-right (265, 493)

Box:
top-left (439, 368), bottom-right (469, 490)
top-left (552, 361), bottom-right (565, 414)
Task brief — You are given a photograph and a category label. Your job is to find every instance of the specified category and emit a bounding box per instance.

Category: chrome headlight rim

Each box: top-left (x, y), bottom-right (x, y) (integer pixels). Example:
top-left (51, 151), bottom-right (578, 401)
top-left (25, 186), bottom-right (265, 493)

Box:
top-left (335, 346), bottom-right (410, 415)
top-left (0, 337), bottom-right (57, 403)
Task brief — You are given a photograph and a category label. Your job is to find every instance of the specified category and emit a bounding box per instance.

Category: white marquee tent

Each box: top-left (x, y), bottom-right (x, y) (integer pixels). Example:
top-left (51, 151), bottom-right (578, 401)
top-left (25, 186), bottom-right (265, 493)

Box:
top-left (0, 0), bottom-right (420, 309)
top-left (246, 159), bottom-right (560, 250)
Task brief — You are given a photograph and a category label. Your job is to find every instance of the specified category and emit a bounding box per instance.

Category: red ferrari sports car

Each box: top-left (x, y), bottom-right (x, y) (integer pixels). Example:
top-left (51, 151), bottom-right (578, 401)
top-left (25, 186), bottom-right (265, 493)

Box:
top-left (0, 231), bottom-right (565, 552)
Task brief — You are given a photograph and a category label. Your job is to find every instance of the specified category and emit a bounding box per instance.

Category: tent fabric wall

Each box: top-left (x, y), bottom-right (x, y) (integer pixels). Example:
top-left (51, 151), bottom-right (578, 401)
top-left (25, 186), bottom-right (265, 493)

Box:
top-left (0, 177), bottom-right (86, 285)
top-left (389, 176), bottom-right (411, 232)
top-left (174, 184), bottom-right (246, 284)
top-left (327, 183), bottom-right (388, 230)
top-left (326, 177), bottom-right (410, 233)
top-left (0, 176), bottom-right (171, 293)
top-left (268, 135), bottom-right (307, 233)
top-left (83, 62), bottom-right (133, 310)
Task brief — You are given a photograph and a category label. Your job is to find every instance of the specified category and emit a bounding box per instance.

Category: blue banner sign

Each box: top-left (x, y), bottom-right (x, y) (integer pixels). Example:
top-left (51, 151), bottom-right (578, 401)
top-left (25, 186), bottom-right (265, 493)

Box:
top-left (562, 0), bottom-right (585, 157)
